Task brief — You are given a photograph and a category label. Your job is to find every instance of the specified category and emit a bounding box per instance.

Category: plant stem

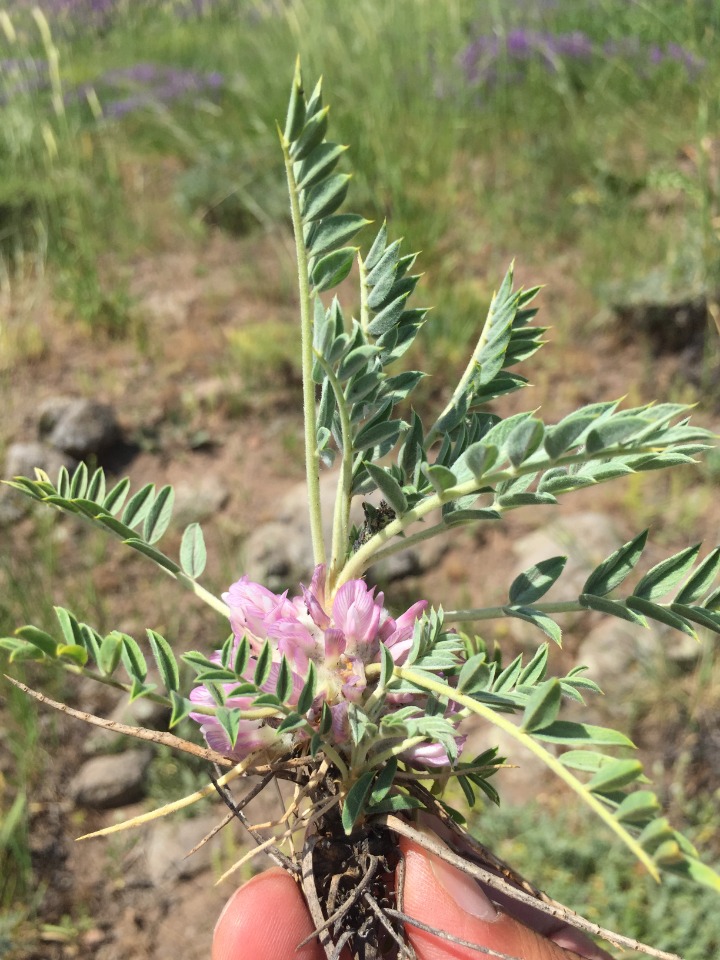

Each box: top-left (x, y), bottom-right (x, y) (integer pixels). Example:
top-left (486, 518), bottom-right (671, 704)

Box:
top-left (282, 133), bottom-right (326, 568)
top-left (313, 351), bottom-right (354, 593)
top-left (444, 600), bottom-right (584, 623)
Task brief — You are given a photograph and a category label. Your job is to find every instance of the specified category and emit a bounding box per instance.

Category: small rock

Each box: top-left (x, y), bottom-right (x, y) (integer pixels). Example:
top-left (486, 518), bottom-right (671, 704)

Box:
top-left (173, 474), bottom-right (229, 526)
top-left (0, 488), bottom-right (31, 527)
top-left (144, 812), bottom-right (227, 886)
top-left (70, 749), bottom-right (152, 809)
top-left (4, 440), bottom-right (77, 481)
top-left (39, 397), bottom-right (121, 458)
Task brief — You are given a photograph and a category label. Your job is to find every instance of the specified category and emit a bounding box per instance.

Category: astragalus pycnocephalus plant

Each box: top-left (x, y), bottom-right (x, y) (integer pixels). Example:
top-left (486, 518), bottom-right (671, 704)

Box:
top-left (4, 59), bottom-right (720, 960)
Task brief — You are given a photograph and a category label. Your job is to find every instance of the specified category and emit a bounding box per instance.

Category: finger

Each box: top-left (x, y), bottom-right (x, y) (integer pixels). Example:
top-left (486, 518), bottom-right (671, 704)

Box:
top-left (212, 868), bottom-right (324, 960)
top-left (399, 838), bottom-right (608, 960)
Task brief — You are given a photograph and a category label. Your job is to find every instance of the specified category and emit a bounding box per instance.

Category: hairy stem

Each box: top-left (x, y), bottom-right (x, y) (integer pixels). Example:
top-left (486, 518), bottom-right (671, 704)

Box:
top-left (444, 600), bottom-right (583, 623)
top-left (313, 350), bottom-right (354, 593)
top-left (282, 133), bottom-right (326, 568)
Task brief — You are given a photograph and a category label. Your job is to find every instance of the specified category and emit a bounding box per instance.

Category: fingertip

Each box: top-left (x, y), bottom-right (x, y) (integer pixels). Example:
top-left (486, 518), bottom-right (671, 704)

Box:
top-left (213, 869), bottom-right (324, 960)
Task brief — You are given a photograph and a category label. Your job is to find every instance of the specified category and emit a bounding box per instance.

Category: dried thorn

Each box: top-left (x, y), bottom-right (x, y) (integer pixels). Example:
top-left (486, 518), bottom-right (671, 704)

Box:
top-left (209, 767), bottom-right (298, 874)
top-left (5, 675), bottom-right (234, 765)
top-left (216, 828), bottom-right (294, 885)
top-left (296, 856), bottom-right (380, 949)
top-left (385, 907), bottom-right (523, 960)
top-left (329, 929), bottom-right (353, 960)
top-left (362, 889), bottom-right (416, 960)
top-left (184, 810), bottom-right (234, 859)
top-left (301, 835), bottom-right (335, 960)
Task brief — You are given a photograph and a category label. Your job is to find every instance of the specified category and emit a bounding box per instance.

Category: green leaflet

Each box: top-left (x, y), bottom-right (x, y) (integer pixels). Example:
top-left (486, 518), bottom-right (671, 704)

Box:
top-left (532, 721), bottom-right (634, 747)
top-left (362, 463), bottom-right (407, 515)
top-left (509, 556), bottom-right (567, 605)
top-left (103, 476), bottom-right (131, 515)
top-left (302, 174), bottom-right (351, 223)
top-left (180, 523), bottom-right (207, 578)
top-left (98, 631), bottom-right (123, 676)
top-left (675, 547), bottom-right (720, 604)
top-left (625, 596), bottom-right (697, 637)
top-left (283, 58), bottom-right (305, 142)
top-left (521, 679), bottom-right (562, 732)
top-left (15, 626), bottom-right (56, 658)
top-left (311, 247), bottom-right (356, 292)
top-left (582, 530), bottom-right (648, 597)
top-left (143, 485), bottom-right (175, 545)
top-left (632, 543), bottom-right (701, 601)
top-left (70, 462), bottom-right (88, 499)
top-left (86, 467), bottom-right (106, 503)
top-left (296, 142), bottom-right (347, 190)
top-left (147, 629), bottom-right (180, 693)
top-left (305, 214), bottom-right (370, 258)
top-left (121, 634), bottom-right (148, 683)
top-left (121, 483), bottom-right (156, 530)
top-left (587, 759), bottom-right (644, 793)
top-left (342, 770), bottom-right (376, 834)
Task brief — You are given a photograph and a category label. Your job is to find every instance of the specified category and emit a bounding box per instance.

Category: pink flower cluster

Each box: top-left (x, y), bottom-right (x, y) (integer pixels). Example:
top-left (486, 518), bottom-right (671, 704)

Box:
top-left (190, 565), bottom-right (456, 765)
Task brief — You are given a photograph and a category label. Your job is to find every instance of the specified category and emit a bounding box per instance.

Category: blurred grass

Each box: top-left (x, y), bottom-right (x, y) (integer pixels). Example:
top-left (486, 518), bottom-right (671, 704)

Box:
top-left (472, 797), bottom-right (720, 959)
top-left (0, 0), bottom-right (717, 346)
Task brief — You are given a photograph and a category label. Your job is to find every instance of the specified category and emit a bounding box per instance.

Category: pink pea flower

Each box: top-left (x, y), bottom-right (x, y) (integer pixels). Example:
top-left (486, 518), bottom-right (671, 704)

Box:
top-left (190, 565), bottom-right (462, 766)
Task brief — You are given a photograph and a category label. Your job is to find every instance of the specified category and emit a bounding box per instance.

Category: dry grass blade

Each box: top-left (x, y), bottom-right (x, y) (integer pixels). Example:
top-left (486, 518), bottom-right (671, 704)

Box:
top-left (302, 835), bottom-right (336, 960)
top-left (77, 759), bottom-right (252, 840)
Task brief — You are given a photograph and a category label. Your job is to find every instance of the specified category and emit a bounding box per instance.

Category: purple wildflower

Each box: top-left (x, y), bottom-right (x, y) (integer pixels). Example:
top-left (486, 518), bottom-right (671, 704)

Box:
top-left (190, 567), bottom-right (462, 767)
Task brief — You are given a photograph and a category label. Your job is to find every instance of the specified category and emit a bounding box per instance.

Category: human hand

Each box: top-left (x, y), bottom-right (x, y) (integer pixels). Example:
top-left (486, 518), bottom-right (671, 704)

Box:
top-left (212, 837), bottom-right (613, 960)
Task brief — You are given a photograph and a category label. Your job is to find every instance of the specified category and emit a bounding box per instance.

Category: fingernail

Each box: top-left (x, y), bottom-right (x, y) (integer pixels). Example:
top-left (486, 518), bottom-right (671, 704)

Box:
top-left (429, 849), bottom-right (498, 922)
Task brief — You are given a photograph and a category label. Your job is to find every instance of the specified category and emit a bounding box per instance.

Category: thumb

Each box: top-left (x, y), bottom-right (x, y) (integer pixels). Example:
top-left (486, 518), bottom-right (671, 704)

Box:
top-left (398, 837), bottom-right (605, 960)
